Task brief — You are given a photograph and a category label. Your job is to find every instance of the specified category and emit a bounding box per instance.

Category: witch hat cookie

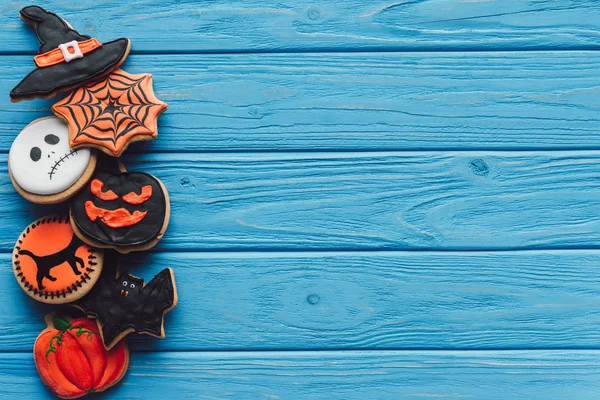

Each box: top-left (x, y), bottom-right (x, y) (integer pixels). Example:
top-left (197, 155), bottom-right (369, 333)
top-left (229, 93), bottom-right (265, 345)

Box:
top-left (10, 6), bottom-right (131, 102)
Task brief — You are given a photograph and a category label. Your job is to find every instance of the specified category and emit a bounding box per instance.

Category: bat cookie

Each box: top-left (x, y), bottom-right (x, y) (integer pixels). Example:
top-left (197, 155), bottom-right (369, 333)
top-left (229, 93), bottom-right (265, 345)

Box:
top-left (53, 69), bottom-right (167, 157)
top-left (34, 314), bottom-right (129, 399)
top-left (74, 253), bottom-right (178, 349)
top-left (13, 215), bottom-right (103, 304)
top-left (9, 117), bottom-right (96, 204)
top-left (10, 6), bottom-right (130, 102)
top-left (69, 155), bottom-right (170, 253)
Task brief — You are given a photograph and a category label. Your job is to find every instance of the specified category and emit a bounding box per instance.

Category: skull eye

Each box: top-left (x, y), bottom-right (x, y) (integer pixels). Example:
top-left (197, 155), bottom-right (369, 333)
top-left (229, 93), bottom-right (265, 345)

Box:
top-left (44, 134), bottom-right (60, 145)
top-left (90, 179), bottom-right (118, 201)
top-left (130, 283), bottom-right (136, 289)
top-left (122, 281), bottom-right (128, 286)
top-left (30, 147), bottom-right (42, 162)
top-left (122, 185), bottom-right (153, 205)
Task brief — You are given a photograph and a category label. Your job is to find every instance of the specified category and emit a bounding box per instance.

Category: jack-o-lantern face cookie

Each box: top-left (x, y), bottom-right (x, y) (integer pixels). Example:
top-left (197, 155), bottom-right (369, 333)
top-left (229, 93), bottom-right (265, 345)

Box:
top-left (70, 156), bottom-right (170, 253)
top-left (9, 117), bottom-right (96, 204)
top-left (13, 215), bottom-right (104, 304)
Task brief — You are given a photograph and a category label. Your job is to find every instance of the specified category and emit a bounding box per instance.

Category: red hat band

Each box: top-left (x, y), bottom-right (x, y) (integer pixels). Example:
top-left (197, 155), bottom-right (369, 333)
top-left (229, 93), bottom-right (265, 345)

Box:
top-left (34, 38), bottom-right (103, 68)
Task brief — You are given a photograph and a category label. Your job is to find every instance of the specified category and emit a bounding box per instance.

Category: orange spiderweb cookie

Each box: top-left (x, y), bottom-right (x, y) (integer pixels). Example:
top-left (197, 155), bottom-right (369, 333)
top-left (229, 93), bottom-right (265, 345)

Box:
top-left (13, 215), bottom-right (103, 304)
top-left (52, 69), bottom-right (167, 157)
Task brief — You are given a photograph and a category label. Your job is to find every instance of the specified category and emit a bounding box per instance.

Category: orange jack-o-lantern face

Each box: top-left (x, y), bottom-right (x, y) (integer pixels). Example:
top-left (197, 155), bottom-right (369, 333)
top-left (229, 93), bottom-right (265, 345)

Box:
top-left (70, 170), bottom-right (167, 247)
top-left (85, 179), bottom-right (153, 228)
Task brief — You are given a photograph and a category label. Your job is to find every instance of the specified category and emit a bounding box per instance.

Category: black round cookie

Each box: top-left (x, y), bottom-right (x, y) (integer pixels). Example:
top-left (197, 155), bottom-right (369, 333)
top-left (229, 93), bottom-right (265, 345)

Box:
top-left (70, 168), bottom-right (168, 251)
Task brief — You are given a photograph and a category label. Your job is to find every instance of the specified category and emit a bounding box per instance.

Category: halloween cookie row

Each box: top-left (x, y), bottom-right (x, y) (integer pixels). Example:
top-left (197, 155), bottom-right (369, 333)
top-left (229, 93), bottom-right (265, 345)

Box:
top-left (10, 120), bottom-right (170, 254)
top-left (15, 215), bottom-right (178, 399)
top-left (8, 6), bottom-right (179, 398)
top-left (8, 6), bottom-right (170, 253)
top-left (16, 223), bottom-right (177, 347)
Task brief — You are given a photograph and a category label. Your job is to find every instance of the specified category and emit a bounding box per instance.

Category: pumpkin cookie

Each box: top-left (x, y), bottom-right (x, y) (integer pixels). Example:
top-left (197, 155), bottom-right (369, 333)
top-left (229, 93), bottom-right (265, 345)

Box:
top-left (69, 155), bottom-right (170, 253)
top-left (10, 6), bottom-right (130, 102)
top-left (13, 215), bottom-right (103, 304)
top-left (74, 254), bottom-right (178, 350)
top-left (9, 117), bottom-right (96, 204)
top-left (34, 314), bottom-right (129, 399)
top-left (52, 69), bottom-right (167, 157)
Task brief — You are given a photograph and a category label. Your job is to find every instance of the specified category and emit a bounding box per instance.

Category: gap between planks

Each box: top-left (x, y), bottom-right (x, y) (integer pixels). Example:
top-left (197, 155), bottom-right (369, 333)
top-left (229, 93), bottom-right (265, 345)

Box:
top-left (1, 348), bottom-right (600, 354)
top-left (5, 248), bottom-right (600, 255)
top-left (4, 47), bottom-right (600, 57)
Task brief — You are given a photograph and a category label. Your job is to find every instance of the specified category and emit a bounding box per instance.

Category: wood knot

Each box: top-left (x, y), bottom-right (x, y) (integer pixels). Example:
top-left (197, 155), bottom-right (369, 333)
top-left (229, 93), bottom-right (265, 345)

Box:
top-left (307, 8), bottom-right (321, 20)
top-left (469, 159), bottom-right (490, 177)
top-left (307, 294), bottom-right (320, 305)
top-left (180, 177), bottom-right (191, 187)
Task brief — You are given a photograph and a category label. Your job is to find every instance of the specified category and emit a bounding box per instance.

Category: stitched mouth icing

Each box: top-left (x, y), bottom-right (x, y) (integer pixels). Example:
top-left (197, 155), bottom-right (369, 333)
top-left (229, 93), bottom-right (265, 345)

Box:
top-left (48, 149), bottom-right (80, 180)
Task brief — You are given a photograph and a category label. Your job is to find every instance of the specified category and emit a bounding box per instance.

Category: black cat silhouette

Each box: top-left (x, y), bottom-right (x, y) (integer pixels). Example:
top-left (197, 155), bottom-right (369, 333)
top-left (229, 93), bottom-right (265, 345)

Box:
top-left (18, 236), bottom-right (85, 290)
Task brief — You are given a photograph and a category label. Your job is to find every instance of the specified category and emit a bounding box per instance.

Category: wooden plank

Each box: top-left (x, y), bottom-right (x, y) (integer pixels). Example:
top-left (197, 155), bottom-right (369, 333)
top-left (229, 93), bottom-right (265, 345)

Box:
top-left (4, 250), bottom-right (600, 352)
top-left (3, 52), bottom-right (600, 152)
top-left (2, 151), bottom-right (600, 251)
top-left (1, 350), bottom-right (600, 399)
top-left (2, 1), bottom-right (600, 53)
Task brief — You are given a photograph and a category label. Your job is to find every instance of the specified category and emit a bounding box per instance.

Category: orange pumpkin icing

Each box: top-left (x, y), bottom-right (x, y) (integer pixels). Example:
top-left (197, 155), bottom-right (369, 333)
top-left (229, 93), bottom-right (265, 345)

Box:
top-left (34, 316), bottom-right (128, 399)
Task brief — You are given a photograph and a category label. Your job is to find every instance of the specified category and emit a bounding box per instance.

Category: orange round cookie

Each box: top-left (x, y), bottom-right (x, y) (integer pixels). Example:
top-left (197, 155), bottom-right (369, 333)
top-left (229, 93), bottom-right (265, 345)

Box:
top-left (13, 215), bottom-right (103, 304)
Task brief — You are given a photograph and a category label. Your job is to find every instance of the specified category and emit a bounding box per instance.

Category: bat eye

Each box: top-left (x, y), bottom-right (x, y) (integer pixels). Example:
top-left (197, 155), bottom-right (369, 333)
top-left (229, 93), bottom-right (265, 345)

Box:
top-left (122, 281), bottom-right (128, 286)
top-left (130, 283), bottom-right (136, 289)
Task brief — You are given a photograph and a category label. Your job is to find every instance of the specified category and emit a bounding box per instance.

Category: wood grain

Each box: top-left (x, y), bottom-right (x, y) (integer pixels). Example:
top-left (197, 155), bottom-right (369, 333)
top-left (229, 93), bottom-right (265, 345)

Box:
top-left (3, 0), bottom-right (598, 395)
top-left (3, 250), bottom-right (600, 352)
top-left (4, 52), bottom-right (600, 152)
top-left (2, 151), bottom-right (600, 251)
top-left (2, 1), bottom-right (600, 53)
top-left (1, 350), bottom-right (600, 399)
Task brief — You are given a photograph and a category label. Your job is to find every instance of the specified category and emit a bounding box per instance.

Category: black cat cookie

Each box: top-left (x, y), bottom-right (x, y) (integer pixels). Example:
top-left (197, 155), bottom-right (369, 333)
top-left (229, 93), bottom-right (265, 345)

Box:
top-left (69, 155), bottom-right (170, 253)
top-left (74, 252), bottom-right (178, 349)
top-left (13, 215), bottom-right (104, 304)
top-left (10, 6), bottom-right (131, 102)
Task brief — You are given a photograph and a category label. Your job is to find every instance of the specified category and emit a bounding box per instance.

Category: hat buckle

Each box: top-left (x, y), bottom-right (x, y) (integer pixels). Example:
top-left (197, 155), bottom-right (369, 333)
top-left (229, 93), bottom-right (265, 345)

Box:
top-left (58, 41), bottom-right (83, 63)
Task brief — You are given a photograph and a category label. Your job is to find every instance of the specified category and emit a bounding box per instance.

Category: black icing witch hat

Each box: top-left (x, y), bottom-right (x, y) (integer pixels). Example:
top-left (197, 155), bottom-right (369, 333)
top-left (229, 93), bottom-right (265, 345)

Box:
top-left (10, 6), bottom-right (131, 102)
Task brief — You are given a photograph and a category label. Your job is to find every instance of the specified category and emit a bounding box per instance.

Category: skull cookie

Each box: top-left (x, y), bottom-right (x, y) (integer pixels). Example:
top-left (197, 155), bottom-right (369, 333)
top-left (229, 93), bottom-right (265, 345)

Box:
top-left (9, 117), bottom-right (96, 204)
top-left (70, 155), bottom-right (170, 253)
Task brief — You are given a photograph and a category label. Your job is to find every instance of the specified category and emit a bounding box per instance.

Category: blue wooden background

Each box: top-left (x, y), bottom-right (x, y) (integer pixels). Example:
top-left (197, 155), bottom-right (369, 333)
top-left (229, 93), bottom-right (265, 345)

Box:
top-left (2, 1), bottom-right (600, 398)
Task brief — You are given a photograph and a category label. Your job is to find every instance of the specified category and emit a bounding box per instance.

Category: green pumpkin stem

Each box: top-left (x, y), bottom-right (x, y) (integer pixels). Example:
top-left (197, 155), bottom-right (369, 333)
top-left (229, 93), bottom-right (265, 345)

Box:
top-left (52, 316), bottom-right (71, 331)
top-left (45, 318), bottom-right (99, 363)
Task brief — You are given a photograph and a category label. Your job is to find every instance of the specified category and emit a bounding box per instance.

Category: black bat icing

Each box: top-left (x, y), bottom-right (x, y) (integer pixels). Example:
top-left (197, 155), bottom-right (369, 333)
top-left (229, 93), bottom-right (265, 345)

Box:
top-left (75, 254), bottom-right (177, 348)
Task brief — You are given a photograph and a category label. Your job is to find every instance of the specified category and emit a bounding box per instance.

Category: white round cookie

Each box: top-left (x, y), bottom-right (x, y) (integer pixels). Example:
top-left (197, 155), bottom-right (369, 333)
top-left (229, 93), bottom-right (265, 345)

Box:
top-left (9, 117), bottom-right (91, 195)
